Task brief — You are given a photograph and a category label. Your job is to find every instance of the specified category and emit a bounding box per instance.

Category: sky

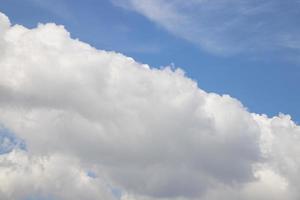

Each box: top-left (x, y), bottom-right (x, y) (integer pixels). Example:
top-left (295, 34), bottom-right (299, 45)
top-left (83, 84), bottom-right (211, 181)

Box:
top-left (1, 1), bottom-right (300, 200)
top-left (0, 0), bottom-right (300, 122)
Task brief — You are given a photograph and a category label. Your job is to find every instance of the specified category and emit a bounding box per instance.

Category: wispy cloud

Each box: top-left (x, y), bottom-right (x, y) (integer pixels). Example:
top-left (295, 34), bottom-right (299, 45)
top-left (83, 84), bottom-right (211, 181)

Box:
top-left (112, 0), bottom-right (300, 57)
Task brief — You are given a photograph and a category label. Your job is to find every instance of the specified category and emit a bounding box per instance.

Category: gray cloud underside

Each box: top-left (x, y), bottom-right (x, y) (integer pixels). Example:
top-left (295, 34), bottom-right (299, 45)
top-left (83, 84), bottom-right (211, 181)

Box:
top-left (0, 12), bottom-right (300, 200)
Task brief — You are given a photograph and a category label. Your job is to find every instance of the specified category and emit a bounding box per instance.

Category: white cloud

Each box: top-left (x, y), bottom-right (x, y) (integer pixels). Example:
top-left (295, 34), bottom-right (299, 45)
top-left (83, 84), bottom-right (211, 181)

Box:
top-left (0, 12), bottom-right (300, 200)
top-left (0, 150), bottom-right (116, 200)
top-left (112, 0), bottom-right (300, 56)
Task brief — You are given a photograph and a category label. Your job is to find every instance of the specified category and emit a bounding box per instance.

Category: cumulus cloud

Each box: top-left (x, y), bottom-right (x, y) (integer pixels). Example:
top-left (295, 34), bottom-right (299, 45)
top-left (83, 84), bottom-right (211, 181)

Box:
top-left (0, 150), bottom-right (116, 200)
top-left (0, 11), bottom-right (300, 200)
top-left (112, 0), bottom-right (300, 56)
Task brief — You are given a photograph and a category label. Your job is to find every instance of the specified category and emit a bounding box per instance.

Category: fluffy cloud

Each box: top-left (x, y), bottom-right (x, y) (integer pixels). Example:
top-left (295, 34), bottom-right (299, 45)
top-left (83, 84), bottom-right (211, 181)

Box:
top-left (112, 0), bottom-right (300, 56)
top-left (0, 150), bottom-right (116, 200)
top-left (0, 12), bottom-right (300, 200)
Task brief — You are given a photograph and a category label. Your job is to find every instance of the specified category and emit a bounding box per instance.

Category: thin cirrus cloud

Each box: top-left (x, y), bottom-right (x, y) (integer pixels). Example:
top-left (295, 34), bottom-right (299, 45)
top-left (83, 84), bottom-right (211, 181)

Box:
top-left (112, 0), bottom-right (300, 57)
top-left (0, 11), bottom-right (300, 200)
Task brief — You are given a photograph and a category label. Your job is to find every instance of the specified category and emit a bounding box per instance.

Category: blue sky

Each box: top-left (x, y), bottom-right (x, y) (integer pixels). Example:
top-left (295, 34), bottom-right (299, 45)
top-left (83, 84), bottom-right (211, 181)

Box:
top-left (1, 0), bottom-right (299, 122)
